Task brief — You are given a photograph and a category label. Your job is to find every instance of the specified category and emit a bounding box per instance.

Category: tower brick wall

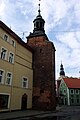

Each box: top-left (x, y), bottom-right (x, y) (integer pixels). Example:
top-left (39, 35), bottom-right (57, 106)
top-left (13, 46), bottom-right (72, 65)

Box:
top-left (27, 35), bottom-right (56, 110)
top-left (26, 2), bottom-right (56, 110)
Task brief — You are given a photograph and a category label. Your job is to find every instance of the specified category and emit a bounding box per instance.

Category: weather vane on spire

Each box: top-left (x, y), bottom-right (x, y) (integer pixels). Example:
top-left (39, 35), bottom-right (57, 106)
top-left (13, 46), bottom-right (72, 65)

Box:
top-left (38, 0), bottom-right (41, 15)
top-left (39, 0), bottom-right (41, 3)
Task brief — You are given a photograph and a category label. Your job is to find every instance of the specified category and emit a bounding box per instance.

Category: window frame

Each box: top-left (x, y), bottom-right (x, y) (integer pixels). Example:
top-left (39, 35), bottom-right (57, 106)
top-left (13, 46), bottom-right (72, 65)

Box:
top-left (76, 98), bottom-right (79, 103)
top-left (6, 72), bottom-right (12, 85)
top-left (63, 89), bottom-right (66, 94)
top-left (0, 47), bottom-right (7, 60)
top-left (71, 98), bottom-right (74, 104)
top-left (11, 39), bottom-right (15, 47)
top-left (70, 89), bottom-right (74, 94)
top-left (8, 52), bottom-right (14, 64)
top-left (22, 77), bottom-right (28, 88)
top-left (0, 69), bottom-right (5, 84)
top-left (3, 34), bottom-right (9, 42)
top-left (75, 89), bottom-right (79, 94)
top-left (0, 93), bottom-right (10, 109)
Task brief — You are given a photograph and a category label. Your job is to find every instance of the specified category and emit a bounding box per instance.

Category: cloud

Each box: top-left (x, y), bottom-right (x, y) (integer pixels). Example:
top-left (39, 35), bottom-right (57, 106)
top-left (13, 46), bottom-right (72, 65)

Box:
top-left (0, 0), bottom-right (80, 78)
top-left (0, 0), bottom-right (7, 19)
top-left (56, 32), bottom-right (80, 49)
top-left (55, 31), bottom-right (80, 77)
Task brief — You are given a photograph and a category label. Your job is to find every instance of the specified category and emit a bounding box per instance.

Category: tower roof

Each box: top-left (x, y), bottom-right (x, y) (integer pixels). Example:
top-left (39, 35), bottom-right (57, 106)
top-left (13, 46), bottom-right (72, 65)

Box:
top-left (27, 0), bottom-right (48, 40)
top-left (33, 1), bottom-right (45, 35)
top-left (60, 63), bottom-right (65, 76)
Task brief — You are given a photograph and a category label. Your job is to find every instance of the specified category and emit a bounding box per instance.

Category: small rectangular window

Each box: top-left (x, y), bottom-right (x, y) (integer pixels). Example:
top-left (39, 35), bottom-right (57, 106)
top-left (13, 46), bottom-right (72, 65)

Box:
top-left (70, 89), bottom-right (74, 94)
top-left (11, 40), bottom-right (15, 47)
top-left (63, 89), bottom-right (66, 94)
top-left (0, 47), bottom-right (7, 60)
top-left (22, 77), bottom-right (28, 88)
top-left (0, 70), bottom-right (4, 84)
top-left (8, 52), bottom-right (14, 64)
top-left (75, 89), bottom-right (79, 94)
top-left (0, 94), bottom-right (9, 109)
top-left (77, 99), bottom-right (79, 103)
top-left (6, 72), bottom-right (12, 85)
top-left (71, 98), bottom-right (74, 103)
top-left (3, 34), bottom-right (9, 41)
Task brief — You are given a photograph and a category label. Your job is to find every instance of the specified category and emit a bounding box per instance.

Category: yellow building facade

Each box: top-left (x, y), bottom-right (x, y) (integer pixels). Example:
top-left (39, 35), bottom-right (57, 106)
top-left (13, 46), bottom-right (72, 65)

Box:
top-left (0, 21), bottom-right (33, 111)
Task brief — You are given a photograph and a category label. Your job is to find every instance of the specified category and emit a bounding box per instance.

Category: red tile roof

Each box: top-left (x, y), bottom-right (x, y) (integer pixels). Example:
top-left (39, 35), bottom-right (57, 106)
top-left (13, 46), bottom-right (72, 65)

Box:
top-left (63, 77), bottom-right (80, 88)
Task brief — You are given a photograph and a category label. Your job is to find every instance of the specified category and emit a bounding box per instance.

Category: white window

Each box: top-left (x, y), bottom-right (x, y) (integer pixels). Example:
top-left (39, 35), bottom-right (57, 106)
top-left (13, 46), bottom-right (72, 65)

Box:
top-left (22, 77), bottom-right (28, 88)
top-left (70, 89), bottom-right (74, 94)
top-left (11, 40), bottom-right (15, 47)
top-left (6, 72), bottom-right (12, 85)
top-left (63, 89), bottom-right (66, 94)
top-left (3, 34), bottom-right (9, 41)
top-left (0, 47), bottom-right (7, 60)
top-left (0, 70), bottom-right (4, 84)
top-left (75, 89), bottom-right (79, 94)
top-left (8, 52), bottom-right (14, 63)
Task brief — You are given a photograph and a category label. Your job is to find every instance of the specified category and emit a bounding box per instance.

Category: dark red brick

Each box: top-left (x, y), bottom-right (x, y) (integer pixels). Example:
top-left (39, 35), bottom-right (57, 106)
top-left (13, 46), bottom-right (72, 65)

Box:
top-left (27, 34), bottom-right (56, 110)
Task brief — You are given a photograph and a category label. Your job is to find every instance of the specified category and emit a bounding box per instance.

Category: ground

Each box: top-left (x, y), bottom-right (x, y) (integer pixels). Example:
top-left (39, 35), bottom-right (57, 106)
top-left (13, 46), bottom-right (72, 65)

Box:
top-left (0, 106), bottom-right (80, 119)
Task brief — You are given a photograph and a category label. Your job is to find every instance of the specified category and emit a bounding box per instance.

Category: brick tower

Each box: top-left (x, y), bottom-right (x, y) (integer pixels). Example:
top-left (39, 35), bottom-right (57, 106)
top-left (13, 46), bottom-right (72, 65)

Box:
top-left (27, 3), bottom-right (56, 110)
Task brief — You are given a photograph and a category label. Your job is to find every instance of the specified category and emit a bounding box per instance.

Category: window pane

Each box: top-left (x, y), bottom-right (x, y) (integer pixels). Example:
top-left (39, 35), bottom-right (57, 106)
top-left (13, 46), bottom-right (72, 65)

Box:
top-left (4, 34), bottom-right (8, 41)
top-left (23, 82), bottom-right (26, 88)
top-left (77, 99), bottom-right (79, 103)
top-left (6, 73), bottom-right (12, 85)
top-left (22, 78), bottom-right (28, 88)
top-left (0, 70), bottom-right (4, 83)
top-left (70, 89), bottom-right (74, 94)
top-left (71, 98), bottom-right (74, 103)
top-left (0, 94), bottom-right (9, 109)
top-left (75, 90), bottom-right (79, 94)
top-left (9, 53), bottom-right (14, 63)
top-left (6, 78), bottom-right (10, 84)
top-left (11, 40), bottom-right (15, 47)
top-left (1, 48), bottom-right (7, 60)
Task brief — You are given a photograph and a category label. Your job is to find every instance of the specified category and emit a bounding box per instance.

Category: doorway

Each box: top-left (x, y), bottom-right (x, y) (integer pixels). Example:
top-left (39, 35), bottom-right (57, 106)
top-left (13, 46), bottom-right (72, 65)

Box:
top-left (21, 93), bottom-right (27, 110)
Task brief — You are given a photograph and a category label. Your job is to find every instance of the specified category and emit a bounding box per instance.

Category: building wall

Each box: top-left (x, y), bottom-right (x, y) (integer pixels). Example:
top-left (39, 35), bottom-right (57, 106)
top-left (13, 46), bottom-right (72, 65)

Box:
top-left (59, 80), bottom-right (68, 105)
top-left (69, 89), bottom-right (80, 105)
top-left (59, 79), bottom-right (80, 106)
top-left (27, 35), bottom-right (56, 110)
top-left (0, 27), bottom-right (33, 111)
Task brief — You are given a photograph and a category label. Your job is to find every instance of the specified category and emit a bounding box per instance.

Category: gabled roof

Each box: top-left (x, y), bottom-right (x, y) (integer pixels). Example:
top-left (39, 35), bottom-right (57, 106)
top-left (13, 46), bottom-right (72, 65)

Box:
top-left (0, 20), bottom-right (33, 52)
top-left (63, 77), bottom-right (80, 88)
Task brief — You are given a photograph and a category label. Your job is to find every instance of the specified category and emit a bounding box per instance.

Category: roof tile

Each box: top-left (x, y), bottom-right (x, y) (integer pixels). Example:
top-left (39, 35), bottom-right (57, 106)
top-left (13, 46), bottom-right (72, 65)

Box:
top-left (63, 77), bottom-right (80, 88)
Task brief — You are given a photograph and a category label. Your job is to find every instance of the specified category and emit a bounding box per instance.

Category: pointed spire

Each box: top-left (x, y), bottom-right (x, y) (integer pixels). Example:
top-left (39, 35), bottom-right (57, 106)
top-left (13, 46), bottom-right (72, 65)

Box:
top-left (38, 0), bottom-right (41, 17)
top-left (60, 62), bottom-right (65, 77)
top-left (33, 0), bottom-right (45, 34)
top-left (38, 2), bottom-right (41, 16)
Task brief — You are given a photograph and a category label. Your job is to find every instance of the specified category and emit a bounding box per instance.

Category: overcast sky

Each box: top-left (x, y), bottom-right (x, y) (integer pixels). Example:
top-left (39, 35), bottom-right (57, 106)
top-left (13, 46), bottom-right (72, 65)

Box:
top-left (0, 0), bottom-right (80, 78)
